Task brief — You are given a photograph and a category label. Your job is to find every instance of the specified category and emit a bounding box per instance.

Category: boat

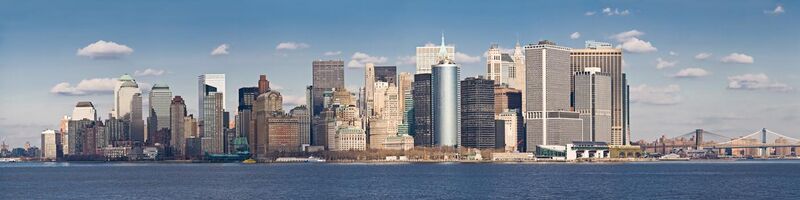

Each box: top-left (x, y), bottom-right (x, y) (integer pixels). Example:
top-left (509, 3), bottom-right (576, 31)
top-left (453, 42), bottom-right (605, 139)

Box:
top-left (0, 158), bottom-right (21, 163)
top-left (658, 153), bottom-right (690, 161)
top-left (242, 158), bottom-right (257, 164)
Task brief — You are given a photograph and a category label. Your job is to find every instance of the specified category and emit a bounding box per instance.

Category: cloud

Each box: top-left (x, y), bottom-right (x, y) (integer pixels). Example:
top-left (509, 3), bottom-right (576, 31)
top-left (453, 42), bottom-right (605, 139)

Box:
top-left (764, 5), bottom-right (785, 15)
top-left (669, 51), bottom-right (677, 56)
top-left (275, 42), bottom-right (310, 50)
top-left (134, 68), bottom-right (166, 76)
top-left (611, 30), bottom-right (656, 53)
top-left (584, 11), bottom-right (596, 16)
top-left (630, 84), bottom-right (682, 105)
top-left (602, 7), bottom-right (630, 16)
top-left (210, 44), bottom-right (229, 56)
top-left (76, 40), bottom-right (134, 59)
top-left (323, 51), bottom-right (342, 56)
top-left (395, 55), bottom-right (415, 66)
top-left (720, 53), bottom-right (754, 64)
top-left (655, 57), bottom-right (677, 69)
top-left (570, 32), bottom-right (581, 40)
top-left (672, 68), bottom-right (710, 78)
top-left (347, 52), bottom-right (387, 68)
top-left (282, 95), bottom-right (306, 106)
top-left (455, 52), bottom-right (481, 63)
top-left (51, 78), bottom-right (118, 96)
top-left (694, 52), bottom-right (712, 60)
top-left (727, 73), bottom-right (792, 91)
top-left (423, 42), bottom-right (437, 47)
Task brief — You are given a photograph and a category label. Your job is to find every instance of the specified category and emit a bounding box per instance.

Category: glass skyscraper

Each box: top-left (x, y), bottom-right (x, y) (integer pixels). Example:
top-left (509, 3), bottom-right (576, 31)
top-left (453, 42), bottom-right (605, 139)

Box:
top-left (431, 35), bottom-right (460, 147)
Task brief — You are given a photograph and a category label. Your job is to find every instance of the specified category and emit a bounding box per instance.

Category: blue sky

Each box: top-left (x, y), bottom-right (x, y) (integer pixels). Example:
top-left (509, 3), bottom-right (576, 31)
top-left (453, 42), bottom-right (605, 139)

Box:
top-left (1, 0), bottom-right (798, 147)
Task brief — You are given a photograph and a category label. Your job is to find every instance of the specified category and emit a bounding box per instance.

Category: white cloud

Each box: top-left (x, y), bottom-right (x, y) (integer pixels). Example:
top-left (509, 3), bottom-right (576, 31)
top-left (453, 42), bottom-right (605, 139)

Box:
top-left (455, 52), bottom-right (481, 63)
top-left (655, 57), bottom-right (677, 69)
top-left (323, 51), bottom-right (342, 56)
top-left (395, 55), bottom-right (416, 66)
top-left (601, 7), bottom-right (630, 16)
top-left (347, 52), bottom-right (388, 68)
top-left (50, 78), bottom-right (118, 96)
top-left (275, 42), bottom-right (310, 50)
top-left (630, 84), bottom-right (682, 105)
top-left (570, 32), bottom-right (581, 40)
top-left (669, 51), bottom-right (677, 56)
top-left (282, 95), bottom-right (306, 106)
top-left (210, 44), bottom-right (229, 56)
top-left (611, 30), bottom-right (656, 53)
top-left (720, 53), bottom-right (754, 64)
top-left (672, 68), bottom-right (710, 78)
top-left (694, 52), bottom-right (712, 60)
top-left (584, 11), bottom-right (596, 16)
top-left (76, 40), bottom-right (133, 59)
top-left (727, 73), bottom-right (792, 91)
top-left (134, 68), bottom-right (166, 76)
top-left (764, 5), bottom-right (785, 15)
top-left (423, 42), bottom-right (437, 47)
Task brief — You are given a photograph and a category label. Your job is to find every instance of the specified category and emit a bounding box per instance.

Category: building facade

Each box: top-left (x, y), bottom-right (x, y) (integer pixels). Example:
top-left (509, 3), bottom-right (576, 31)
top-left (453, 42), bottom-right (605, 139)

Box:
top-left (460, 76), bottom-right (496, 148)
top-left (574, 68), bottom-right (612, 142)
top-left (147, 84), bottom-right (172, 145)
top-left (431, 35), bottom-right (460, 147)
top-left (311, 60), bottom-right (344, 115)
top-left (413, 73), bottom-right (433, 146)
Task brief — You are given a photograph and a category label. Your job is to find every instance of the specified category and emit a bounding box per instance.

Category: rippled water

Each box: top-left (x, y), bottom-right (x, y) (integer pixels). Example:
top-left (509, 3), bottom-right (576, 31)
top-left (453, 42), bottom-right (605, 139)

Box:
top-left (2, 161), bottom-right (800, 199)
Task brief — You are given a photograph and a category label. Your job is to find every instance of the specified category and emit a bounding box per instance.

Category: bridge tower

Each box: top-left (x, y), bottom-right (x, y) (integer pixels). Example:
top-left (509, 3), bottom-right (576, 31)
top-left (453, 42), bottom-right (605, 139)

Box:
top-left (694, 129), bottom-right (704, 150)
top-left (761, 128), bottom-right (768, 158)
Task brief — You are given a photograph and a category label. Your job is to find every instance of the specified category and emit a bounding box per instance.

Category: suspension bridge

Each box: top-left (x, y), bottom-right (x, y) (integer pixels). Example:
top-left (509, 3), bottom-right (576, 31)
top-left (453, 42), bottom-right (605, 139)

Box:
top-left (642, 128), bottom-right (800, 158)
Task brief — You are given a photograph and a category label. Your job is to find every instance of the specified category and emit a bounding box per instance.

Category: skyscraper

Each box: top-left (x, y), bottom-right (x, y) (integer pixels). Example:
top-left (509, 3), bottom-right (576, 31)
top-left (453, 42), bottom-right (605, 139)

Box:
top-left (460, 76), bottom-right (495, 148)
top-left (201, 91), bottom-right (224, 154)
top-left (198, 74), bottom-right (226, 120)
top-left (290, 106), bottom-right (311, 145)
top-left (398, 72), bottom-right (414, 135)
top-left (71, 102), bottom-right (97, 121)
top-left (413, 73), bottom-right (433, 146)
top-left (570, 40), bottom-right (625, 145)
top-left (431, 35), bottom-right (460, 147)
top-left (312, 60), bottom-right (344, 115)
top-left (574, 68), bottom-right (612, 142)
top-left (486, 44), bottom-right (516, 86)
top-left (512, 41), bottom-right (526, 114)
top-left (267, 114), bottom-right (301, 152)
top-left (41, 129), bottom-right (58, 159)
top-left (525, 40), bottom-right (583, 147)
top-left (374, 66), bottom-right (397, 85)
top-left (494, 85), bottom-right (522, 115)
top-left (364, 63), bottom-right (375, 117)
top-left (237, 87), bottom-right (258, 151)
top-left (170, 96), bottom-right (187, 157)
top-left (416, 41), bottom-right (454, 74)
top-left (147, 84), bottom-right (172, 145)
top-left (113, 75), bottom-right (143, 143)
top-left (130, 93), bottom-right (144, 143)
top-left (258, 75), bottom-right (270, 94)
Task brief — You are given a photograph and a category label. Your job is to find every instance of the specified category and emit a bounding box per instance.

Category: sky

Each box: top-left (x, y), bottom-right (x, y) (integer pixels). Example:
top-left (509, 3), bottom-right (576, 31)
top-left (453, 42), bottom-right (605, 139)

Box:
top-left (0, 0), bottom-right (798, 147)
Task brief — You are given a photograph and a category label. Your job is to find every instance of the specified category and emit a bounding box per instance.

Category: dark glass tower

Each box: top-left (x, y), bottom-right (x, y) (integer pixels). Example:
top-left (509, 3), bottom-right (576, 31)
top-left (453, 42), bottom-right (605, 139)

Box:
top-left (460, 76), bottom-right (495, 148)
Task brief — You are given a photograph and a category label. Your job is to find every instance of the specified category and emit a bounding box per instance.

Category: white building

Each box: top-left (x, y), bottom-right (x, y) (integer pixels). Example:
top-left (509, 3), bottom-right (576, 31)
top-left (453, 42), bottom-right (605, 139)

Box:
top-left (41, 129), bottom-right (58, 159)
top-left (198, 74), bottom-right (226, 119)
top-left (497, 110), bottom-right (519, 152)
top-left (416, 41), bottom-right (454, 74)
top-left (71, 102), bottom-right (97, 121)
top-left (335, 127), bottom-right (366, 151)
top-left (486, 44), bottom-right (516, 86)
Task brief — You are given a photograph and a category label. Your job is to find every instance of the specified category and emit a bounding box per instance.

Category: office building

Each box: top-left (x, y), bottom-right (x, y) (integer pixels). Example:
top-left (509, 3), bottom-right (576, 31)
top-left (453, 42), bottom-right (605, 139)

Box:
top-left (574, 68), bottom-right (612, 142)
top-left (268, 115), bottom-right (301, 152)
top-left (497, 110), bottom-right (522, 152)
top-left (570, 41), bottom-right (626, 145)
top-left (460, 76), bottom-right (496, 148)
top-left (198, 74), bottom-right (226, 120)
top-left (431, 35), bottom-right (460, 147)
top-left (334, 127), bottom-right (367, 151)
top-left (374, 66), bottom-right (397, 85)
top-left (525, 40), bottom-right (583, 147)
top-left (416, 40), bottom-right (455, 74)
top-left (72, 102), bottom-right (97, 121)
top-left (147, 84), bottom-right (172, 145)
top-left (312, 60), bottom-right (344, 115)
top-left (494, 85), bottom-right (522, 115)
top-left (486, 44), bottom-right (516, 86)
top-left (201, 92), bottom-right (224, 154)
top-left (512, 42), bottom-right (526, 114)
top-left (105, 118), bottom-right (127, 146)
top-left (413, 73), bottom-right (433, 146)
top-left (41, 129), bottom-right (59, 159)
top-left (67, 119), bottom-right (95, 155)
top-left (237, 87), bottom-right (258, 148)
top-left (364, 63), bottom-right (376, 117)
top-left (258, 74), bottom-right (270, 94)
top-left (290, 106), bottom-right (311, 145)
top-left (170, 96), bottom-right (187, 157)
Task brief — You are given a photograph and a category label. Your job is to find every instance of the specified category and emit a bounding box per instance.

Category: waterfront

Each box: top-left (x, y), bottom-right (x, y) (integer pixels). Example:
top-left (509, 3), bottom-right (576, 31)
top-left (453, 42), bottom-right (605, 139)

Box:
top-left (2, 161), bottom-right (800, 199)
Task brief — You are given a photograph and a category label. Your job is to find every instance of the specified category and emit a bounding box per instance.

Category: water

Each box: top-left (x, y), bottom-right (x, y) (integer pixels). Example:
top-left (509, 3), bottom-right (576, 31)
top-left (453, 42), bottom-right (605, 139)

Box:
top-left (2, 161), bottom-right (800, 199)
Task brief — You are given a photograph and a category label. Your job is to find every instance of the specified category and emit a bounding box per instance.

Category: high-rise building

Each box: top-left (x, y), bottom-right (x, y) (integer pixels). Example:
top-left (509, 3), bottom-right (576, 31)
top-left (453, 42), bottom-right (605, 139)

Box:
top-left (147, 84), bottom-right (172, 145)
top-left (413, 73), bottom-right (433, 146)
top-left (494, 85), bottom-right (522, 115)
top-left (525, 40), bottom-right (583, 147)
top-left (198, 74), bottom-right (226, 120)
top-left (104, 118), bottom-right (127, 146)
top-left (368, 118), bottom-right (392, 149)
top-left (497, 110), bottom-right (522, 152)
top-left (574, 68), bottom-right (612, 142)
top-left (486, 44), bottom-right (516, 86)
top-left (364, 63), bottom-right (375, 117)
top-left (570, 40), bottom-right (625, 145)
top-left (201, 92), bottom-right (224, 154)
top-left (129, 93), bottom-right (144, 143)
top-left (372, 82), bottom-right (388, 116)
top-left (312, 60), bottom-right (344, 115)
top-left (170, 96), bottom-right (187, 157)
top-left (67, 119), bottom-right (95, 155)
top-left (397, 72), bottom-right (414, 119)
top-left (41, 129), bottom-right (59, 159)
top-left (374, 66), bottom-right (397, 85)
top-left (431, 35), bottom-right (460, 147)
top-left (416, 41), bottom-right (455, 74)
top-left (237, 87), bottom-right (258, 149)
top-left (72, 102), bottom-right (97, 121)
top-left (512, 41), bottom-right (526, 113)
top-left (290, 106), bottom-right (311, 145)
top-left (113, 75), bottom-right (143, 143)
top-left (267, 115), bottom-right (301, 152)
top-left (460, 76), bottom-right (495, 148)
top-left (251, 90), bottom-right (283, 156)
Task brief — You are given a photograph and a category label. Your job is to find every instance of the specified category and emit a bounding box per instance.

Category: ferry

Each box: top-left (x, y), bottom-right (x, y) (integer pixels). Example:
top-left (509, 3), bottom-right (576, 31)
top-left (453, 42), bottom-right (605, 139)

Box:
top-left (0, 158), bottom-right (22, 163)
top-left (242, 158), bottom-right (257, 164)
top-left (275, 156), bottom-right (327, 163)
top-left (658, 154), bottom-right (690, 161)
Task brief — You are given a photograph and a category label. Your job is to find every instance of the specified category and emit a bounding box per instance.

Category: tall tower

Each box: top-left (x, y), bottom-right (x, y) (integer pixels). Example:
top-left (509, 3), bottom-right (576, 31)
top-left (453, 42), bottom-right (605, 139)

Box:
top-left (570, 40), bottom-right (625, 145)
top-left (460, 76), bottom-right (495, 148)
top-left (431, 34), bottom-right (461, 147)
top-left (413, 73), bottom-right (433, 146)
top-left (512, 41), bottom-right (526, 115)
top-left (258, 74), bottom-right (270, 94)
top-left (147, 84), bottom-right (172, 144)
top-left (198, 74), bottom-right (226, 121)
top-left (365, 63), bottom-right (375, 117)
top-left (486, 44), bottom-right (515, 86)
top-left (574, 68), bottom-right (612, 142)
top-left (525, 40), bottom-right (583, 147)
top-left (170, 96), bottom-right (187, 157)
top-left (311, 60), bottom-right (345, 115)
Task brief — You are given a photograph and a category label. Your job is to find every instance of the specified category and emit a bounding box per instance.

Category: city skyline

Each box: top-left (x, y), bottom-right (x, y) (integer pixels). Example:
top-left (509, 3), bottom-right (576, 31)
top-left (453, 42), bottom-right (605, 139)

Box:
top-left (1, 1), bottom-right (799, 147)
